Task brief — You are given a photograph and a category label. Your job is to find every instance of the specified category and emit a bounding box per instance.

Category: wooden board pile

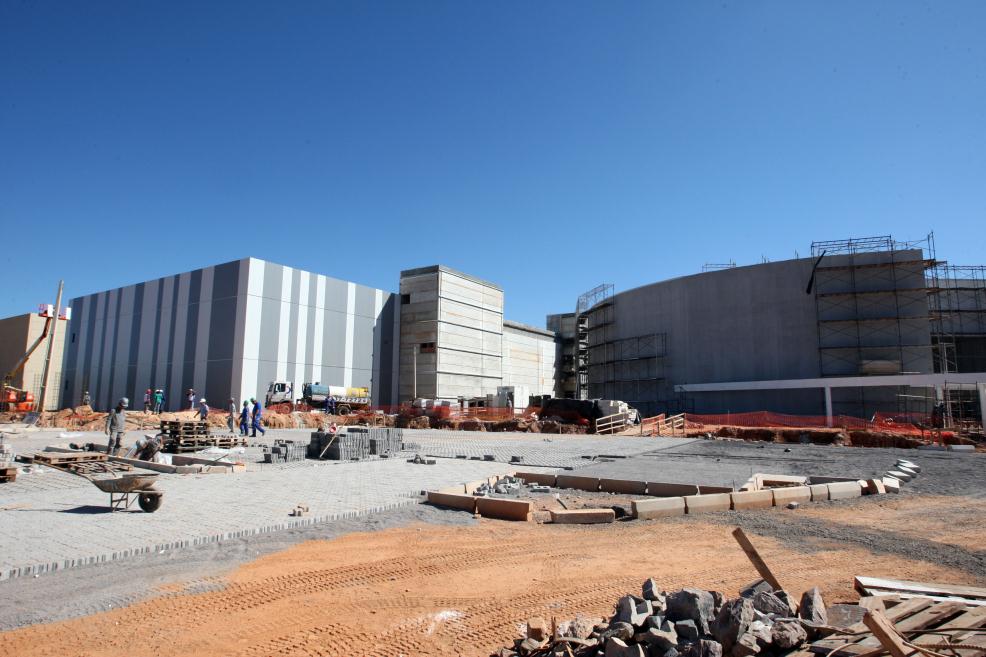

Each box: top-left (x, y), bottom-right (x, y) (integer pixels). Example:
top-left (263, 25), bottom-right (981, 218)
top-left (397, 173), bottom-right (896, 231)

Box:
top-left (32, 452), bottom-right (132, 475)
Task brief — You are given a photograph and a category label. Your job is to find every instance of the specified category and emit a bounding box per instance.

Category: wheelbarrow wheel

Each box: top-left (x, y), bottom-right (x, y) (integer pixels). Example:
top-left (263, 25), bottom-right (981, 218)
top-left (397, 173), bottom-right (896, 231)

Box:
top-left (138, 492), bottom-right (162, 513)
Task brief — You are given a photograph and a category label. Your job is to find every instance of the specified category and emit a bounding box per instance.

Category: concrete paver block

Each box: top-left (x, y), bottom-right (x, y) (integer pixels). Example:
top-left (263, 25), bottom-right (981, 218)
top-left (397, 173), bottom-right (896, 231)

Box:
top-left (550, 508), bottom-right (616, 524)
top-left (426, 491), bottom-right (478, 512)
top-left (896, 460), bottom-right (920, 472)
top-left (515, 471), bottom-right (557, 487)
top-left (684, 493), bottom-right (731, 513)
top-left (827, 481), bottom-right (863, 500)
top-left (896, 466), bottom-right (918, 478)
top-left (771, 486), bottom-right (811, 506)
top-left (808, 484), bottom-right (829, 502)
top-left (633, 497), bottom-right (685, 520)
top-left (881, 477), bottom-right (901, 494)
top-left (646, 482), bottom-right (699, 497)
top-left (600, 478), bottom-right (648, 495)
top-left (475, 497), bottom-right (532, 521)
top-left (730, 490), bottom-right (774, 510)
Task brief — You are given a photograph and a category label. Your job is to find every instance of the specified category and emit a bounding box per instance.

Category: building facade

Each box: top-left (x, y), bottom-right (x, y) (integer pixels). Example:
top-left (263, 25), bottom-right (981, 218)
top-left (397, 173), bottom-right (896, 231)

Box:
top-left (61, 258), bottom-right (399, 411)
top-left (0, 313), bottom-right (66, 411)
top-left (397, 266), bottom-right (556, 404)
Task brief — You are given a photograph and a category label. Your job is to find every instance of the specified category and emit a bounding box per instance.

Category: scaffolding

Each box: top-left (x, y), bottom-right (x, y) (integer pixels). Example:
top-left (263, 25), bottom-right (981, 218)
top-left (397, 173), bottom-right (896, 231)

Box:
top-left (810, 234), bottom-right (937, 417)
top-left (575, 284), bottom-right (613, 400)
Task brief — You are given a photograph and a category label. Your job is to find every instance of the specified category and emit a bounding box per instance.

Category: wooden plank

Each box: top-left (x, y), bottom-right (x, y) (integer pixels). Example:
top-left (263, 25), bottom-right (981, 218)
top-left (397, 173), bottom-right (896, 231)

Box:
top-left (812, 598), bottom-right (936, 654)
top-left (861, 589), bottom-right (986, 606)
top-left (863, 610), bottom-right (911, 657)
top-left (910, 605), bottom-right (986, 656)
top-left (856, 577), bottom-right (986, 602)
top-left (731, 527), bottom-right (783, 591)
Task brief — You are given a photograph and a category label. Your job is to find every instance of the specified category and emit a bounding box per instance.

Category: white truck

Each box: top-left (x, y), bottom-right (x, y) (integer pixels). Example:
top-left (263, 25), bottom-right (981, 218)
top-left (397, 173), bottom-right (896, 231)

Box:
top-left (265, 381), bottom-right (371, 415)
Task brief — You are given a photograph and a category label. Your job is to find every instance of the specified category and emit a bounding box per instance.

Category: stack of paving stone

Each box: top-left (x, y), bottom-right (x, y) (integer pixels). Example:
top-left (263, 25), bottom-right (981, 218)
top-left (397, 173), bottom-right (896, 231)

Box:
top-left (492, 578), bottom-right (829, 657)
top-left (264, 439), bottom-right (309, 463)
top-left (366, 427), bottom-right (404, 456)
top-left (307, 429), bottom-right (370, 460)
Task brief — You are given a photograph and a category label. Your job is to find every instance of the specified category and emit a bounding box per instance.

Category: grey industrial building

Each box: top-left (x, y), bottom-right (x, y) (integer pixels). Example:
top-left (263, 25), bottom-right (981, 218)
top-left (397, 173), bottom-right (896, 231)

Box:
top-left (61, 258), bottom-right (400, 411)
top-left (567, 235), bottom-right (986, 424)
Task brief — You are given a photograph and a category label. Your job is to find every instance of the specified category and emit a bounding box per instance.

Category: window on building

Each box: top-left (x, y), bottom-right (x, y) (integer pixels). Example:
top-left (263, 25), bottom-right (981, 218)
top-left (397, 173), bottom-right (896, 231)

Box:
top-left (420, 342), bottom-right (436, 353)
top-left (401, 294), bottom-right (411, 305)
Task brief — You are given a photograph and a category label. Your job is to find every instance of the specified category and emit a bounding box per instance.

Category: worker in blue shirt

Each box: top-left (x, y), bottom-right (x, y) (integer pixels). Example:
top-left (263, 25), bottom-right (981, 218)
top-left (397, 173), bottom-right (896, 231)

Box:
top-left (250, 397), bottom-right (266, 437)
top-left (239, 400), bottom-right (250, 436)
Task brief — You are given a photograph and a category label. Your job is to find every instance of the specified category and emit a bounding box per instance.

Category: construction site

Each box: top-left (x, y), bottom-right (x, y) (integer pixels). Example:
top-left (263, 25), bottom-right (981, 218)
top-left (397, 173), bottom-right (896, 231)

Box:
top-left (0, 232), bottom-right (983, 656)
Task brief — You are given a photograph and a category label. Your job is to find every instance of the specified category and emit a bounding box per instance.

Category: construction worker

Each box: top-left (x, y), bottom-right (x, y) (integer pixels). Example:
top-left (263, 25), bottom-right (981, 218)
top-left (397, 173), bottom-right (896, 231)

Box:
top-left (105, 397), bottom-right (128, 455)
top-left (327, 395), bottom-right (337, 415)
top-left (239, 400), bottom-right (250, 436)
top-left (152, 389), bottom-right (163, 414)
top-left (196, 398), bottom-right (209, 421)
top-left (81, 390), bottom-right (91, 407)
top-left (227, 398), bottom-right (237, 433)
top-left (187, 388), bottom-right (196, 411)
top-left (143, 389), bottom-right (152, 412)
top-left (250, 397), bottom-right (266, 437)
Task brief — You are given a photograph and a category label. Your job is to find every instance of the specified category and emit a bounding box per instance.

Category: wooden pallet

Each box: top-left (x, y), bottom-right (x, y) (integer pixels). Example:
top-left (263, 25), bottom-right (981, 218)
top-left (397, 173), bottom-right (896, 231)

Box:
top-left (33, 452), bottom-right (108, 466)
top-left (809, 596), bottom-right (986, 657)
top-left (61, 461), bottom-right (132, 475)
top-left (0, 466), bottom-right (17, 483)
top-left (856, 576), bottom-right (986, 606)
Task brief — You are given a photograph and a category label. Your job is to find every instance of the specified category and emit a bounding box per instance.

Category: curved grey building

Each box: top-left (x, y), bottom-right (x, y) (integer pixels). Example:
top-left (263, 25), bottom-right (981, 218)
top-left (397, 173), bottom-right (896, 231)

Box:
top-left (576, 236), bottom-right (986, 422)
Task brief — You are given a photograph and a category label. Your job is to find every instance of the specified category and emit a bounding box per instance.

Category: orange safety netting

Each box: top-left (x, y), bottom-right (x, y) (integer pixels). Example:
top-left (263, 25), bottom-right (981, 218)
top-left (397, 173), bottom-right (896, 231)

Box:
top-left (683, 410), bottom-right (933, 436)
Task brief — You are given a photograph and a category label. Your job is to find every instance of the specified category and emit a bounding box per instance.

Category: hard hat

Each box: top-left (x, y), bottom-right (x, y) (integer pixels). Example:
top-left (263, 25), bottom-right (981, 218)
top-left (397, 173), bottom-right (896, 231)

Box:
top-left (250, 397), bottom-right (256, 402)
top-left (119, 397), bottom-right (129, 407)
top-left (200, 398), bottom-right (207, 404)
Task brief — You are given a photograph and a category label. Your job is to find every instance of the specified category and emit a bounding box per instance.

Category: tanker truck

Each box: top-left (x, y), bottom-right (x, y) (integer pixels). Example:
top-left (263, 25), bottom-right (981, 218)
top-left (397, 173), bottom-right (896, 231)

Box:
top-left (265, 381), bottom-right (370, 415)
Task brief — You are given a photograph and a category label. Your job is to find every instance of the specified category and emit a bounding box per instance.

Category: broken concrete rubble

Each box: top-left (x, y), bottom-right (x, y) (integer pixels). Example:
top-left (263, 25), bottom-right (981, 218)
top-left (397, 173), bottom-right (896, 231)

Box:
top-left (493, 575), bottom-right (865, 656)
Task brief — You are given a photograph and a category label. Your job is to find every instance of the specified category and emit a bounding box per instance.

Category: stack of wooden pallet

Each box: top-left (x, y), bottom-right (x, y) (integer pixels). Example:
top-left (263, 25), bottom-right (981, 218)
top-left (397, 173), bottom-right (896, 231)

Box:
top-left (0, 466), bottom-right (17, 483)
top-left (159, 421), bottom-right (247, 452)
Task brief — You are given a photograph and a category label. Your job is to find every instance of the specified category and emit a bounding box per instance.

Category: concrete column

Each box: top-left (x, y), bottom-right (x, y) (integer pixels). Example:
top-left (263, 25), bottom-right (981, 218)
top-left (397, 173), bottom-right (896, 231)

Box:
top-left (824, 386), bottom-right (833, 427)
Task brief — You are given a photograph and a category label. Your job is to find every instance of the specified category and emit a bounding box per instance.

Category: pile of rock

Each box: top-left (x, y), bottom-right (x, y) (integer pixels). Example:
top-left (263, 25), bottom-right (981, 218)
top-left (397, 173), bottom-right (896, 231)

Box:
top-left (493, 579), bottom-right (831, 657)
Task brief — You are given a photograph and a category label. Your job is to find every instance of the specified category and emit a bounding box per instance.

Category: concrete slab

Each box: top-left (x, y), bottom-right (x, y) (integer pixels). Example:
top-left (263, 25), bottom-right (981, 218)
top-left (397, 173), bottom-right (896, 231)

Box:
top-left (549, 508), bottom-right (616, 524)
top-left (896, 460), bottom-right (920, 472)
top-left (633, 497), bottom-right (685, 520)
top-left (684, 493), bottom-right (731, 513)
top-left (730, 490), bottom-right (774, 510)
top-left (555, 475), bottom-right (601, 492)
top-left (698, 485), bottom-right (734, 494)
top-left (646, 482), bottom-right (699, 497)
top-left (827, 481), bottom-right (863, 500)
top-left (771, 486), bottom-right (811, 506)
top-left (599, 478), bottom-right (648, 495)
top-left (808, 483), bottom-right (830, 502)
top-left (475, 497), bottom-right (532, 522)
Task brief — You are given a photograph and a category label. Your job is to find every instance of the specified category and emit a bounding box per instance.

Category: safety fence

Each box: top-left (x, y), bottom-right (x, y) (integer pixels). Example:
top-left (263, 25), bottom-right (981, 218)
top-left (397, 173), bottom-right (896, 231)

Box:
top-left (682, 410), bottom-right (934, 436)
top-left (640, 413), bottom-right (686, 436)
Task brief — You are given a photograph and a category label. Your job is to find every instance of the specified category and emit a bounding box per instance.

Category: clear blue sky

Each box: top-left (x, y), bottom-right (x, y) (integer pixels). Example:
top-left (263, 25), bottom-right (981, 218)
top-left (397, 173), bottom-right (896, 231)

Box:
top-left (2, 1), bottom-right (984, 326)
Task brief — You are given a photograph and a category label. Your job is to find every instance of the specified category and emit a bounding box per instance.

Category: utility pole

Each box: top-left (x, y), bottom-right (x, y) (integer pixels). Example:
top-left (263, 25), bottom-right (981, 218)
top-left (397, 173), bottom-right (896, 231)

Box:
top-left (37, 280), bottom-right (64, 413)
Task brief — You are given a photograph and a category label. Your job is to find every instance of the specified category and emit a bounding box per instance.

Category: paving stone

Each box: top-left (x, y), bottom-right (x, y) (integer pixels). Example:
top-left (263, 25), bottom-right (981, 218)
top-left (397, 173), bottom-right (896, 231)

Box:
top-left (881, 477), bottom-right (901, 494)
top-left (885, 469), bottom-right (912, 482)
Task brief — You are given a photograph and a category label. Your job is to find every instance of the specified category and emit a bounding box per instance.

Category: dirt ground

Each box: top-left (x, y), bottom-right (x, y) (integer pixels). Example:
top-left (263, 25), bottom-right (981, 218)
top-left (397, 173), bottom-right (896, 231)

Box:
top-left (1, 491), bottom-right (983, 657)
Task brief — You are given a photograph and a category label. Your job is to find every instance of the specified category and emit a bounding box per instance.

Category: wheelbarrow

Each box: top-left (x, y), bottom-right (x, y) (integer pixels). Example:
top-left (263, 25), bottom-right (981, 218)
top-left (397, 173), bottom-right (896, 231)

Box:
top-left (87, 474), bottom-right (163, 513)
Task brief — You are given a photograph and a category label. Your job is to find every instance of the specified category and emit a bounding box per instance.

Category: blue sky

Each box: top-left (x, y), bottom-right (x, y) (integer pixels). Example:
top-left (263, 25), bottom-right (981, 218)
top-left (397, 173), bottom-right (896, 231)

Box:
top-left (2, 1), bottom-right (984, 326)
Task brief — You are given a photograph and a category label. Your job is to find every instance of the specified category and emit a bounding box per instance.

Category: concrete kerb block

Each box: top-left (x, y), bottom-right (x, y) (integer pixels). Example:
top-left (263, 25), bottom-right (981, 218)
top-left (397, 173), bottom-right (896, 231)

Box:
top-left (864, 479), bottom-right (886, 495)
top-left (426, 491), bottom-right (479, 513)
top-left (600, 478), bottom-right (648, 495)
top-left (475, 497), bottom-right (532, 522)
top-left (633, 497), bottom-right (686, 520)
top-left (896, 460), bottom-right (920, 473)
top-left (515, 471), bottom-right (557, 487)
top-left (698, 485), bottom-right (734, 494)
top-left (730, 490), bottom-right (774, 510)
top-left (808, 483), bottom-right (830, 502)
top-left (771, 486), bottom-right (811, 506)
top-left (646, 482), bottom-right (700, 497)
top-left (555, 474), bottom-right (601, 492)
top-left (550, 508), bottom-right (616, 524)
top-left (827, 481), bottom-right (863, 501)
top-left (684, 493), bottom-right (731, 513)
top-left (886, 470), bottom-right (912, 482)
top-left (881, 477), bottom-right (901, 494)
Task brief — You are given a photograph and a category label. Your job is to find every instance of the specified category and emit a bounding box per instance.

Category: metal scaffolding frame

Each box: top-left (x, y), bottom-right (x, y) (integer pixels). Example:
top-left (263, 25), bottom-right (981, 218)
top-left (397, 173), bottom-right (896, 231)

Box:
top-left (575, 284), bottom-right (613, 400)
